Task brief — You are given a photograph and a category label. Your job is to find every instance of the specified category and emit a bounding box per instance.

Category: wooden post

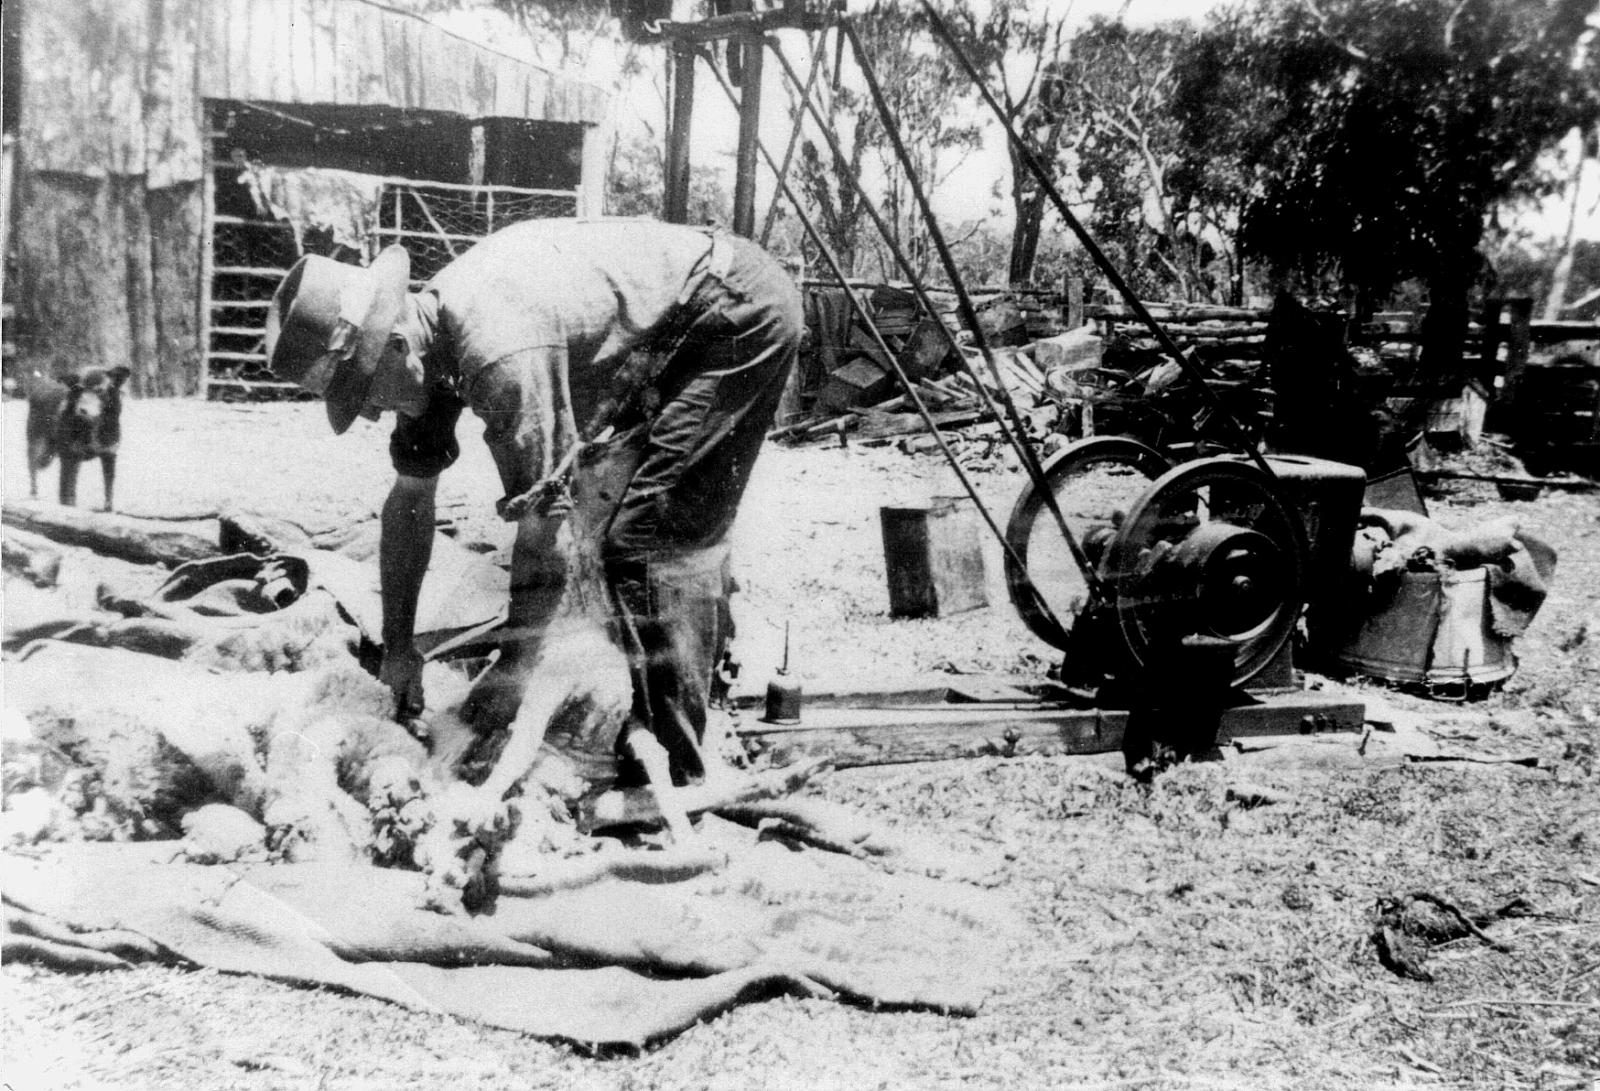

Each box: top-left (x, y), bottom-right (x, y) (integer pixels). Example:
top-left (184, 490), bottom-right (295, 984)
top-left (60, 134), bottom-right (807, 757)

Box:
top-left (664, 41), bottom-right (696, 225)
top-left (1064, 274), bottom-right (1084, 329)
top-left (0, 134), bottom-right (13, 305)
top-left (731, 31), bottom-right (764, 238)
top-left (1478, 296), bottom-right (1503, 387)
top-left (576, 122), bottom-right (608, 219)
top-left (198, 115), bottom-right (216, 401)
top-left (1500, 296), bottom-right (1534, 425)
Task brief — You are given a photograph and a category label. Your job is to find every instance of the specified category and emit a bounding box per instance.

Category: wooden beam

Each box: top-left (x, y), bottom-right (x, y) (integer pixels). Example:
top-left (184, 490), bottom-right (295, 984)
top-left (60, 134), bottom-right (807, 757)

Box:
top-left (736, 689), bottom-right (1365, 768)
top-left (200, 114), bottom-right (217, 402)
top-left (664, 41), bottom-right (695, 225)
top-left (731, 32), bottom-right (764, 238)
top-left (654, 8), bottom-right (835, 43)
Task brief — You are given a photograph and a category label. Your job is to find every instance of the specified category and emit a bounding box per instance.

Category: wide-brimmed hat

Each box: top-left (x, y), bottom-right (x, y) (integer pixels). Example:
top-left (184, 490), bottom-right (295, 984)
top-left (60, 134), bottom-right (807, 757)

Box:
top-left (265, 246), bottom-right (412, 434)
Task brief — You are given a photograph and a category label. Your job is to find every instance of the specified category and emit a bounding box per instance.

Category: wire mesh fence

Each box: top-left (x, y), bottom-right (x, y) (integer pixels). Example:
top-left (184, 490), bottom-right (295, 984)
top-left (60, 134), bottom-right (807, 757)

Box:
top-left (206, 174), bottom-right (580, 396)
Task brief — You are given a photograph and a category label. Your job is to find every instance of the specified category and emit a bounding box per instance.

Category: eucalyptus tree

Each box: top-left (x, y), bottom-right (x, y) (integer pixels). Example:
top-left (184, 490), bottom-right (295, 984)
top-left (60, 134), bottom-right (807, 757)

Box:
top-left (1175, 0), bottom-right (1600, 373)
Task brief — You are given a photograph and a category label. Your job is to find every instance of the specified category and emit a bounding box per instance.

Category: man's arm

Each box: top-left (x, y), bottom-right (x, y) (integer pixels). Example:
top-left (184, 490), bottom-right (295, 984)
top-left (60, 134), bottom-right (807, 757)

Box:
top-left (506, 509), bottom-right (568, 649)
top-left (379, 472), bottom-right (438, 716)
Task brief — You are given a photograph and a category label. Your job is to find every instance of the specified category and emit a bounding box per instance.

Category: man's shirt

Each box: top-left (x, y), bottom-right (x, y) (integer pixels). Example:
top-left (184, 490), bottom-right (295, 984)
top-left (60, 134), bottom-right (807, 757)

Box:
top-left (390, 218), bottom-right (719, 497)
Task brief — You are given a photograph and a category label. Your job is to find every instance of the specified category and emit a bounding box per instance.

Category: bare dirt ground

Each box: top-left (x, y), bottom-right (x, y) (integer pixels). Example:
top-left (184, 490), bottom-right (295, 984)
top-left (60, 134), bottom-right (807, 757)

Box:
top-left (4, 397), bottom-right (1599, 1090)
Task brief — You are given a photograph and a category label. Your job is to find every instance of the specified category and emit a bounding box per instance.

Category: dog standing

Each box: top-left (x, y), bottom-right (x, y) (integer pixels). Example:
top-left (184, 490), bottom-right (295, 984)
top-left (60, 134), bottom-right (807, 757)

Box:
top-left (26, 366), bottom-right (131, 510)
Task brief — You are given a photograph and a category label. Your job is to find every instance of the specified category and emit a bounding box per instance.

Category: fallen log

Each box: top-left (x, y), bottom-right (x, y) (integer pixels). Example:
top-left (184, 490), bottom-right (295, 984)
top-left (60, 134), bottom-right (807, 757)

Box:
top-left (2, 527), bottom-right (64, 587)
top-left (2, 500), bottom-right (219, 568)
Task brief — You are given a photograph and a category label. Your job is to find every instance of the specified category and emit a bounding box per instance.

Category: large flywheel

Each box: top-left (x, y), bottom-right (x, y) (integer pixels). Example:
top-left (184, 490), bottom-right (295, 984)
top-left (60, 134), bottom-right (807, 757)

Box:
top-left (1100, 457), bottom-right (1308, 686)
top-left (1007, 448), bottom-right (1308, 689)
top-left (1003, 436), bottom-right (1171, 650)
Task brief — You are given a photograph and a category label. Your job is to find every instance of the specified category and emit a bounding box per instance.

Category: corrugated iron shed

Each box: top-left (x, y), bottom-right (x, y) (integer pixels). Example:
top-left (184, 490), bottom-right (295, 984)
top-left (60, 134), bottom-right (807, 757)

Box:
top-left (7, 0), bottom-right (611, 395)
top-left (19, 0), bottom-right (608, 186)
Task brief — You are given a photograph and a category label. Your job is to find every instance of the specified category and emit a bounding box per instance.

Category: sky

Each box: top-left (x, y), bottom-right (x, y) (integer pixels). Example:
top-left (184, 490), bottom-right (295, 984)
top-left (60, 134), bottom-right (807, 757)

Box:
top-left (434, 0), bottom-right (1599, 247)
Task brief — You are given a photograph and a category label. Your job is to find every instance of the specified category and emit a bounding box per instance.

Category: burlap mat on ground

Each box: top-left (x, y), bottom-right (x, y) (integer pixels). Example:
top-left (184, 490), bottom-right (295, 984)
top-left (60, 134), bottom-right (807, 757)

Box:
top-left (2, 835), bottom-right (1018, 1047)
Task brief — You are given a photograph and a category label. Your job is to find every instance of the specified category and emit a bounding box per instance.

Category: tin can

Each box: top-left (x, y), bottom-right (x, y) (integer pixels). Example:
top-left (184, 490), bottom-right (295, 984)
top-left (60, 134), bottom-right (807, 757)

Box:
top-left (763, 675), bottom-right (803, 724)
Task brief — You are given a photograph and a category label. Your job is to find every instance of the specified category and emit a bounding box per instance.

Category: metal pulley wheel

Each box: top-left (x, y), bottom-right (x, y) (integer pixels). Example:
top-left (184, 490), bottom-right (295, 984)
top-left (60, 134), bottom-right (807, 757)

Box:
top-left (1100, 457), bottom-right (1308, 687)
top-left (1003, 436), bottom-right (1172, 650)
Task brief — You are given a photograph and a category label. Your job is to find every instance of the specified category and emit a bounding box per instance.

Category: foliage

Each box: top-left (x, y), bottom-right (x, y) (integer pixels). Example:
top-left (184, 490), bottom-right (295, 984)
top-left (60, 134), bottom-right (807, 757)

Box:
top-left (1489, 234), bottom-right (1600, 310)
top-left (416, 0), bottom-right (646, 75)
top-left (788, 1), bottom-right (984, 281)
top-left (947, 9), bottom-right (1235, 299)
top-left (605, 134), bottom-right (730, 224)
top-left (944, 0), bottom-right (1071, 286)
top-left (1174, 0), bottom-right (1600, 371)
top-left (1056, 19), bottom-right (1228, 303)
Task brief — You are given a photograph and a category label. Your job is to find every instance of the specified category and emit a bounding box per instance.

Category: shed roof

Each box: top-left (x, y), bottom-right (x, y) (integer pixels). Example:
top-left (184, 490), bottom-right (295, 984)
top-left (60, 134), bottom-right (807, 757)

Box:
top-left (18, 0), bottom-right (609, 185)
top-left (198, 0), bottom-right (610, 126)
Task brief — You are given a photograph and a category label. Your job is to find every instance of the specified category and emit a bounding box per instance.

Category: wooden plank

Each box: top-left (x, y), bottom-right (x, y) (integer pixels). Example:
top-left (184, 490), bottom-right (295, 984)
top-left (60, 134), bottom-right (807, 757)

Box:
top-left (207, 377), bottom-right (299, 390)
top-left (147, 183), bottom-right (206, 395)
top-left (356, 0), bottom-right (388, 106)
top-left (1088, 304), bottom-right (1272, 323)
top-left (20, 0), bottom-right (126, 176)
top-left (308, 0), bottom-right (339, 105)
top-left (785, 674), bottom-right (1075, 709)
top-left (737, 690), bottom-right (1366, 768)
top-left (287, 0), bottom-right (316, 103)
top-left (122, 180), bottom-right (160, 396)
top-left (1414, 469), bottom-right (1595, 491)
top-left (214, 266), bottom-right (293, 277)
top-left (263, 0), bottom-right (292, 104)
top-left (657, 8), bottom-right (831, 42)
top-left (145, 0), bottom-right (204, 188)
top-left (195, 1), bottom-right (229, 100)
top-left (1531, 320), bottom-right (1600, 342)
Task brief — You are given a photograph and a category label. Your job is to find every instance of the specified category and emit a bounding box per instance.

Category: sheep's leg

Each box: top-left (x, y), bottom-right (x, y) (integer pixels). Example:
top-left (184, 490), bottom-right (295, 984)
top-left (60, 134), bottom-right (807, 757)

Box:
top-left (622, 725), bottom-right (698, 845)
top-left (421, 682), bottom-right (563, 912)
top-left (476, 685), bottom-right (557, 804)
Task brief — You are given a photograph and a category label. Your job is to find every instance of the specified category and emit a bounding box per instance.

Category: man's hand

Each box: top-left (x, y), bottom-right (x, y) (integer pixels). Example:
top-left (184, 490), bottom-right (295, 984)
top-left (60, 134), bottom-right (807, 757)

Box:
top-left (380, 643), bottom-right (427, 720)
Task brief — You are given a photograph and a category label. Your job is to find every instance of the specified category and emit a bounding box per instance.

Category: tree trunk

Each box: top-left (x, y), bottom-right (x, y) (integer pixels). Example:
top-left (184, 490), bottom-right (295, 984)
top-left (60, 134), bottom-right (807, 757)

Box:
top-left (1542, 125), bottom-right (1592, 321)
top-left (1008, 188), bottom-right (1045, 286)
top-left (1418, 245), bottom-right (1477, 386)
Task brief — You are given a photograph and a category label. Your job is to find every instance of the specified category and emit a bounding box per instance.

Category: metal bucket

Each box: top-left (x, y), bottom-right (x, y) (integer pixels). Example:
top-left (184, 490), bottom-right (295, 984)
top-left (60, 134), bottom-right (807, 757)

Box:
top-left (1337, 567), bottom-right (1514, 687)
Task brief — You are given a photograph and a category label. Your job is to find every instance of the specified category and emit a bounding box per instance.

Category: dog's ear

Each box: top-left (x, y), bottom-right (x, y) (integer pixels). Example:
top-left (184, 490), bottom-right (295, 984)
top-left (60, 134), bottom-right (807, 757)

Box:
top-left (107, 366), bottom-right (132, 390)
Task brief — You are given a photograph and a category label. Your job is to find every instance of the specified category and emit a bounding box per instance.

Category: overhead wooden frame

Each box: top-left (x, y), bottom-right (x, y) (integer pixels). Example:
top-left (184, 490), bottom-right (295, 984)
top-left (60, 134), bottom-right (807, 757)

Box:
top-left (656, 3), bottom-right (840, 237)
